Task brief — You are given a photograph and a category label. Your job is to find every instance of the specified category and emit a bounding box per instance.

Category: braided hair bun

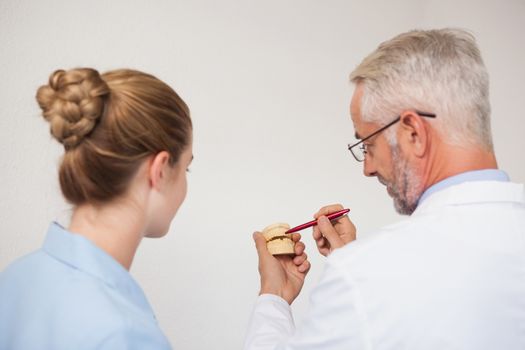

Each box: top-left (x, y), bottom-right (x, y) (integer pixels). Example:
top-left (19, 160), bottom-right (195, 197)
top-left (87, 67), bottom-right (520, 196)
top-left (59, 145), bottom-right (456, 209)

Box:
top-left (35, 67), bottom-right (192, 205)
top-left (36, 68), bottom-right (110, 149)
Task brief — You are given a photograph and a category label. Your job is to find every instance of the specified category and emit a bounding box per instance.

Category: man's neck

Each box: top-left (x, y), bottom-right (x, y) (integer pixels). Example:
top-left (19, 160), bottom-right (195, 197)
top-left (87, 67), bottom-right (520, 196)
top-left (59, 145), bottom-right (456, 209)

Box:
top-left (423, 144), bottom-right (498, 191)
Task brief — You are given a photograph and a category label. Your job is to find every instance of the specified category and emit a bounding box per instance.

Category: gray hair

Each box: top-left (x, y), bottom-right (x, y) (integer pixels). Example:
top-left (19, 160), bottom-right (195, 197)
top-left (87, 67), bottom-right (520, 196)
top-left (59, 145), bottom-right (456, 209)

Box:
top-left (350, 28), bottom-right (493, 150)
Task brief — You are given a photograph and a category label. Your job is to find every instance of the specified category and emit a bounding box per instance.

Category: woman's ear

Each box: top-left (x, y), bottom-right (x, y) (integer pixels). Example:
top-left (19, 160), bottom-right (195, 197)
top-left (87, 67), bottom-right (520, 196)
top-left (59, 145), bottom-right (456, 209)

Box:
top-left (148, 151), bottom-right (171, 190)
top-left (398, 111), bottom-right (430, 158)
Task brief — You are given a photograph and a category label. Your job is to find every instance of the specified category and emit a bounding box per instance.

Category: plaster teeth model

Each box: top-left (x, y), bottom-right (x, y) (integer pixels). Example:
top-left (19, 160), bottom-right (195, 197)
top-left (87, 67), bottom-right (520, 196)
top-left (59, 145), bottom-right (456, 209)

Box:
top-left (262, 223), bottom-right (295, 256)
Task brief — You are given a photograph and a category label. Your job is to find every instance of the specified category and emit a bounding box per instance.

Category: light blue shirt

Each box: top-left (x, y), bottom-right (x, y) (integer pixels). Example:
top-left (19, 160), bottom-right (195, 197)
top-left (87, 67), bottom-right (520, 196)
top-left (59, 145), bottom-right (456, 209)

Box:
top-left (0, 223), bottom-right (172, 350)
top-left (418, 169), bottom-right (510, 205)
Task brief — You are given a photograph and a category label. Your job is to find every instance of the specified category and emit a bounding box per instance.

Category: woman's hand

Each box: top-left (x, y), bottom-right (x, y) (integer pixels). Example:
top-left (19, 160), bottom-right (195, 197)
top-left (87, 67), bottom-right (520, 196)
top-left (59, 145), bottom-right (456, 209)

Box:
top-left (312, 204), bottom-right (357, 256)
top-left (253, 232), bottom-right (310, 305)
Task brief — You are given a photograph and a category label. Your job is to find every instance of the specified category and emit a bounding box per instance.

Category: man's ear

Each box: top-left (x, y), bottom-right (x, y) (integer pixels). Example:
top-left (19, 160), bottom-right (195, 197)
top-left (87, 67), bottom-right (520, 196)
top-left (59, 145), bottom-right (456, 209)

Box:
top-left (148, 151), bottom-right (171, 190)
top-left (398, 111), bottom-right (430, 158)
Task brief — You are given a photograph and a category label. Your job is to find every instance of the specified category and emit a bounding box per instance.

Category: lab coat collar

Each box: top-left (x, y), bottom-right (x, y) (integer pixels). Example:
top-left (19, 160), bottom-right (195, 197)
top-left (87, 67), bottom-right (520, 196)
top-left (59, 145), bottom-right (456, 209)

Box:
top-left (418, 169), bottom-right (509, 205)
top-left (414, 180), bottom-right (524, 216)
top-left (42, 222), bottom-right (156, 319)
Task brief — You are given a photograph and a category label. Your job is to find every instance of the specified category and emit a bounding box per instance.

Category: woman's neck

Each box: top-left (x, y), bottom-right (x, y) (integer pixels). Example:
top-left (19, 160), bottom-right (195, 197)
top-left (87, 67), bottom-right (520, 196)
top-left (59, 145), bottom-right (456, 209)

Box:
top-left (68, 201), bottom-right (146, 270)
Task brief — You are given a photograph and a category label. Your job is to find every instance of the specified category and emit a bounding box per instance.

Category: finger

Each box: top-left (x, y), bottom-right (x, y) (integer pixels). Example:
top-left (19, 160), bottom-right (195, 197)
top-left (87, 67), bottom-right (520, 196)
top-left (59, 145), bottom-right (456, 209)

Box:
top-left (293, 253), bottom-right (307, 265)
top-left (313, 203), bottom-right (344, 219)
top-left (294, 241), bottom-right (305, 256)
top-left (290, 233), bottom-right (302, 243)
top-left (317, 216), bottom-right (344, 250)
top-left (313, 227), bottom-right (327, 246)
top-left (312, 225), bottom-right (322, 240)
top-left (316, 237), bottom-right (327, 248)
top-left (314, 235), bottom-right (331, 257)
top-left (298, 260), bottom-right (310, 273)
top-left (319, 247), bottom-right (330, 257)
top-left (253, 232), bottom-right (272, 261)
top-left (332, 215), bottom-right (352, 226)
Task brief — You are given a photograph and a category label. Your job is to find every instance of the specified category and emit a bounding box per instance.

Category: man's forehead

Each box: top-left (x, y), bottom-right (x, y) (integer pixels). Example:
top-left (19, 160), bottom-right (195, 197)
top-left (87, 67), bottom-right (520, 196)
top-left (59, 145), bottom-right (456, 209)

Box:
top-left (349, 87), bottom-right (381, 140)
top-left (350, 85), bottom-right (364, 137)
top-left (349, 86), bottom-right (362, 118)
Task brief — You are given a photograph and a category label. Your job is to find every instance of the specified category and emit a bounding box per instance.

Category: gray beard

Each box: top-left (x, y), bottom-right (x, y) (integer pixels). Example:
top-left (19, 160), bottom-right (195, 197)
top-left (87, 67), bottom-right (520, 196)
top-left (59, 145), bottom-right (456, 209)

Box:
top-left (386, 146), bottom-right (423, 215)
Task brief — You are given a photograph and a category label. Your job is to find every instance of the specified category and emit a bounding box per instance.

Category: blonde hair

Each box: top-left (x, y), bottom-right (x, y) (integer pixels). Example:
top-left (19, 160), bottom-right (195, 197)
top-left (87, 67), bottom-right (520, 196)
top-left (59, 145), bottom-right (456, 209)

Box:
top-left (36, 68), bottom-right (192, 205)
top-left (350, 28), bottom-right (492, 150)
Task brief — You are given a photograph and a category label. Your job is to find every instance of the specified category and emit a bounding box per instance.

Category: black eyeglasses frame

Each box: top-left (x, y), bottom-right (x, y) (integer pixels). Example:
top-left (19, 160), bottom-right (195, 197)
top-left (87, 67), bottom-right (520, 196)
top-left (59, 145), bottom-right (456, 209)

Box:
top-left (347, 111), bottom-right (437, 162)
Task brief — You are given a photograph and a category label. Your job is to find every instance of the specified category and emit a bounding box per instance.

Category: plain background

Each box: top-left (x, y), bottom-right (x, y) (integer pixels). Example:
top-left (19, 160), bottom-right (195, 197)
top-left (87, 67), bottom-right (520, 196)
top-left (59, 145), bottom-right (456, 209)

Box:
top-left (1, 0), bottom-right (524, 348)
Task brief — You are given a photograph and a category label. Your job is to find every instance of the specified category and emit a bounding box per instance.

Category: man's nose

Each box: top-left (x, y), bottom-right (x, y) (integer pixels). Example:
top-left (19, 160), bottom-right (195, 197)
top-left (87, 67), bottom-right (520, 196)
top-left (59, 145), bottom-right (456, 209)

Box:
top-left (363, 156), bottom-right (377, 177)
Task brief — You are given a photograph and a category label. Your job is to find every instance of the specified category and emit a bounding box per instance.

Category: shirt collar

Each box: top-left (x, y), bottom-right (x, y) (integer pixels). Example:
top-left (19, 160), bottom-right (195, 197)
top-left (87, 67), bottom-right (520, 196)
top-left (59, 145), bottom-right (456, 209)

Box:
top-left (42, 222), bottom-right (155, 318)
top-left (418, 169), bottom-right (510, 205)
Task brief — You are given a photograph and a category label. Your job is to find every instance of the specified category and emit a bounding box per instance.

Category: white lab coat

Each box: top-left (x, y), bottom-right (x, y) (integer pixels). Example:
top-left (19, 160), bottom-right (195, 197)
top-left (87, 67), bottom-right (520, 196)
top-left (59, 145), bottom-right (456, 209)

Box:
top-left (244, 180), bottom-right (525, 350)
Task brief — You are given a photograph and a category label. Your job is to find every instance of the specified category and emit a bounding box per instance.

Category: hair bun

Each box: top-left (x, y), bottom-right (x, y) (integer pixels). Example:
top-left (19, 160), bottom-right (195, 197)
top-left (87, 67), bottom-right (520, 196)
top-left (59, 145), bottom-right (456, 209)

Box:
top-left (36, 68), bottom-right (110, 149)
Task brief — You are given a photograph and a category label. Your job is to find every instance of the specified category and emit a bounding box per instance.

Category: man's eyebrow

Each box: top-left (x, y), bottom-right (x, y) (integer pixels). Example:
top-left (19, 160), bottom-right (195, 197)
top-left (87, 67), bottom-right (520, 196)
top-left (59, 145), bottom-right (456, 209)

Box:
top-left (354, 132), bottom-right (362, 140)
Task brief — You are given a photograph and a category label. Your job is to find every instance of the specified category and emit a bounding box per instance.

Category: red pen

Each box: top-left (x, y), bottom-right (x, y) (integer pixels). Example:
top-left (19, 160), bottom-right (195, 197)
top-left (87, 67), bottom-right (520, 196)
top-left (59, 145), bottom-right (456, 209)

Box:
top-left (285, 208), bottom-right (350, 234)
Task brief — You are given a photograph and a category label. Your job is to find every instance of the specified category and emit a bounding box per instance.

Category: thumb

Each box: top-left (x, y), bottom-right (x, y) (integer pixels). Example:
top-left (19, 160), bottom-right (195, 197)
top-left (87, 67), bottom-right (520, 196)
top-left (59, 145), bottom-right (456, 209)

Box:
top-left (317, 216), bottom-right (344, 250)
top-left (253, 232), bottom-right (271, 260)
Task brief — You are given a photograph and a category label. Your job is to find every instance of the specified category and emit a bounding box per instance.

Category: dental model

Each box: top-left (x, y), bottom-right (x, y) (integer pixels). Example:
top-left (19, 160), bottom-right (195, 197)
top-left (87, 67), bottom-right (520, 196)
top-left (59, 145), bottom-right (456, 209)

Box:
top-left (262, 223), bottom-right (295, 255)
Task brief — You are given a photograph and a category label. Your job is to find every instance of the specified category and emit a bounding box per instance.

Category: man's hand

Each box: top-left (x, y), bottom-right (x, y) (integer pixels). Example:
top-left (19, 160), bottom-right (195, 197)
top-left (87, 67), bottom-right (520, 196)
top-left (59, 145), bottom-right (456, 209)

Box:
top-left (312, 204), bottom-right (357, 256)
top-left (253, 232), bottom-right (310, 305)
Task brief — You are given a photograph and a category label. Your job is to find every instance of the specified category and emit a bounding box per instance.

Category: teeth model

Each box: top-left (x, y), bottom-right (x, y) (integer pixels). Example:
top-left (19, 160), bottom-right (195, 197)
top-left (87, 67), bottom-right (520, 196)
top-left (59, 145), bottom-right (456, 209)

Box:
top-left (262, 223), bottom-right (295, 256)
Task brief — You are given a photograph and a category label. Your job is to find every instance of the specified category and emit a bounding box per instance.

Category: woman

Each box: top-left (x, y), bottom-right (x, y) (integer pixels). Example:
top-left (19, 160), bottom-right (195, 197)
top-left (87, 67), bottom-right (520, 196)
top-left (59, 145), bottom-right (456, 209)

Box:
top-left (0, 68), bottom-right (193, 349)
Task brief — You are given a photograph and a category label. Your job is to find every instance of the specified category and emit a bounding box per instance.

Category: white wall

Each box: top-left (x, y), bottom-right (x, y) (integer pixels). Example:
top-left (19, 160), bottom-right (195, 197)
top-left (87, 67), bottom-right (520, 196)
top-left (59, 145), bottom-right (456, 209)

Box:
top-left (1, 0), bottom-right (524, 348)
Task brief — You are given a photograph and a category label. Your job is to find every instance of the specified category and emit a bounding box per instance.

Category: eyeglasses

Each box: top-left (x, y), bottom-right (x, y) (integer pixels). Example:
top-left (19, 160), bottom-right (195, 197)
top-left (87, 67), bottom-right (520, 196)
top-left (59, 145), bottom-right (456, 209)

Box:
top-left (347, 111), bottom-right (436, 162)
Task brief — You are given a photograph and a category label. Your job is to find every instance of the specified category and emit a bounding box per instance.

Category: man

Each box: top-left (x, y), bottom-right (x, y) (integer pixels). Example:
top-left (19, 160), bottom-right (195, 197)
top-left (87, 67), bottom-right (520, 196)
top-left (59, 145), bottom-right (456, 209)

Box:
top-left (244, 28), bottom-right (525, 349)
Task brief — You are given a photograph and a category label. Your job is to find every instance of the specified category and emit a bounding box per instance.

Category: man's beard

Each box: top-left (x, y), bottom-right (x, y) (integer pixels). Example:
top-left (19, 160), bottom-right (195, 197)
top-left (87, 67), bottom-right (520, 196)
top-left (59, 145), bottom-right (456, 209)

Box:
top-left (378, 146), bottom-right (423, 215)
